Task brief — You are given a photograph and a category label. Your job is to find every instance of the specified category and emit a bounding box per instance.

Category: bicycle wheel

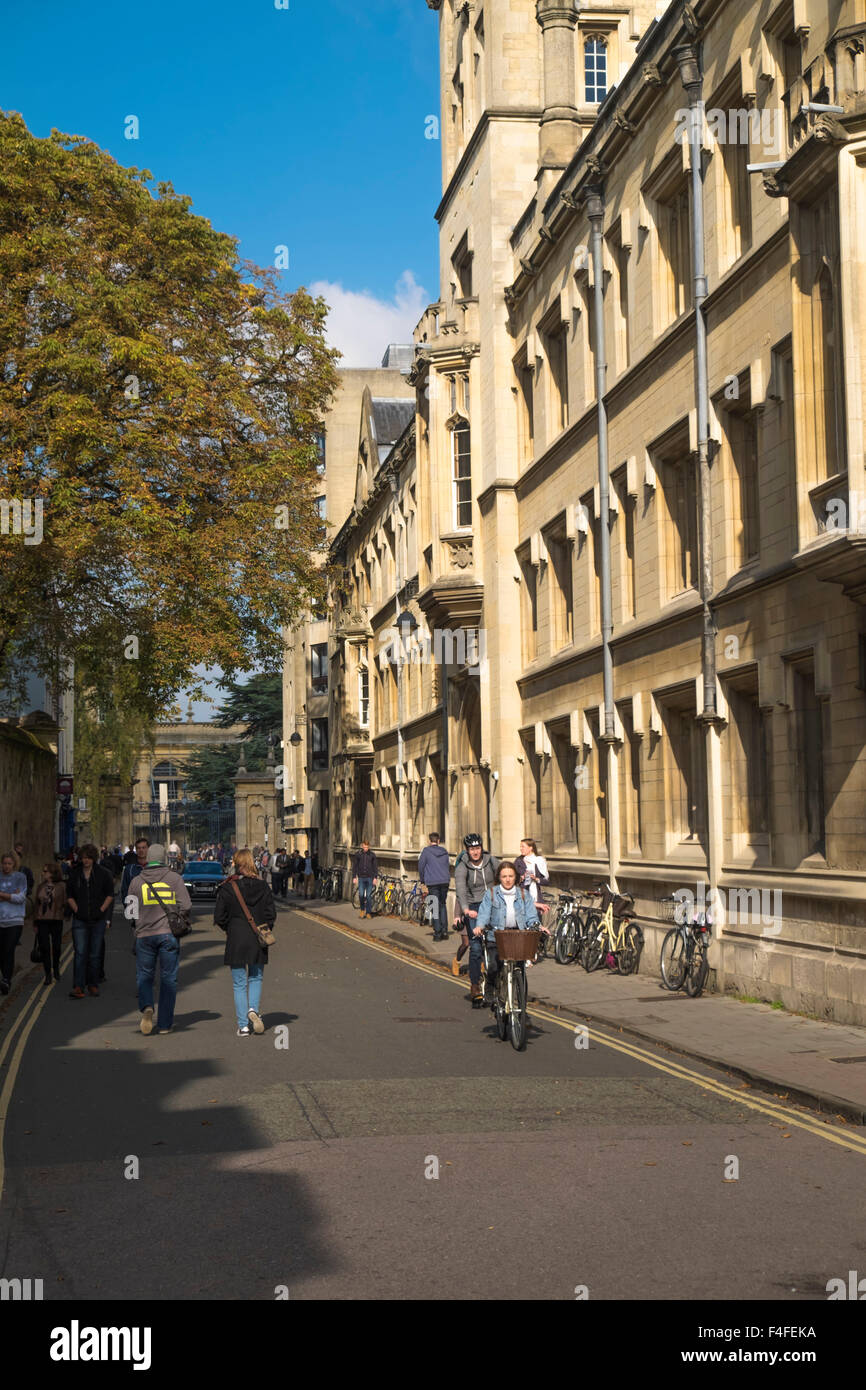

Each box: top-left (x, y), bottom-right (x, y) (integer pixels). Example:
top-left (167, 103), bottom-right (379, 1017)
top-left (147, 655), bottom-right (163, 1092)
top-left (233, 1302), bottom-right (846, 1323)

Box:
top-left (400, 888), bottom-right (412, 921)
top-left (685, 941), bottom-right (709, 997)
top-left (660, 928), bottom-right (688, 991)
top-left (391, 888), bottom-right (406, 918)
top-left (369, 886), bottom-right (383, 915)
top-left (616, 922), bottom-right (643, 976)
top-left (351, 883), bottom-right (360, 909)
top-left (494, 971), bottom-right (508, 1040)
top-left (508, 966), bottom-right (527, 1051)
top-left (582, 915), bottom-right (605, 973)
top-left (554, 920), bottom-right (571, 964)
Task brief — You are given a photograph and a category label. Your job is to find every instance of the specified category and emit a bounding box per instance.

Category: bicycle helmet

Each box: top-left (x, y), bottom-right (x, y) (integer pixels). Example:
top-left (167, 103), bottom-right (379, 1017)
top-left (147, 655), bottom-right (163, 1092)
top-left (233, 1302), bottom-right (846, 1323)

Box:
top-left (463, 833), bottom-right (483, 848)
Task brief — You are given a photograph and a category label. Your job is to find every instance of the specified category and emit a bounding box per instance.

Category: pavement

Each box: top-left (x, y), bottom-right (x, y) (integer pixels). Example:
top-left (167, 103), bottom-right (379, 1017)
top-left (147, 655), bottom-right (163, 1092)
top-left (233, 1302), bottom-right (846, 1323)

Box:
top-left (294, 892), bottom-right (866, 1125)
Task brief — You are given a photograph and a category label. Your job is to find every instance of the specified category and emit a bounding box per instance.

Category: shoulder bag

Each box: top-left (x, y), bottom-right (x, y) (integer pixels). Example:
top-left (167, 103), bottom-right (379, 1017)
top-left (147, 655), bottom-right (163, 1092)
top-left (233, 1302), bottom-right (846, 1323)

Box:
top-left (148, 880), bottom-right (192, 939)
top-left (231, 880), bottom-right (276, 949)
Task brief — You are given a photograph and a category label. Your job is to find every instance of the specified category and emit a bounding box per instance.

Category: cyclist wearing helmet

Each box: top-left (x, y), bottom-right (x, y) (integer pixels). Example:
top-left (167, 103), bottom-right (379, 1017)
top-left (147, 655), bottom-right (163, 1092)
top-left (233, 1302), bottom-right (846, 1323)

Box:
top-left (454, 834), bottom-right (499, 1003)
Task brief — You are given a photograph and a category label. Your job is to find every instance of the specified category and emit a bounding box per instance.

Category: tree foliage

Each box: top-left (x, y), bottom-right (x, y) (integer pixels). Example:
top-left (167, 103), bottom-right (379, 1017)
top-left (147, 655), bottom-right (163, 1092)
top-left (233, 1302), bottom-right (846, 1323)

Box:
top-left (0, 111), bottom-right (340, 711)
top-left (180, 743), bottom-right (240, 804)
top-left (213, 672), bottom-right (282, 741)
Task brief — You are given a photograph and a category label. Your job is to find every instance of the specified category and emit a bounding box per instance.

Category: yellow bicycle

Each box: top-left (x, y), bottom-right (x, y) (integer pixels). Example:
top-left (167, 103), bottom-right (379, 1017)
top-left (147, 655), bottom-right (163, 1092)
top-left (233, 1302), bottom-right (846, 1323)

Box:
top-left (582, 885), bottom-right (643, 976)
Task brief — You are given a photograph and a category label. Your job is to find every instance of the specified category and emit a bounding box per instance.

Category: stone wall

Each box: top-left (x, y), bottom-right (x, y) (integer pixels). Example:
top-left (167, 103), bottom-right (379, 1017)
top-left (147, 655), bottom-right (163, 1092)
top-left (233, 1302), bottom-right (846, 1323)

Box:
top-left (0, 721), bottom-right (57, 863)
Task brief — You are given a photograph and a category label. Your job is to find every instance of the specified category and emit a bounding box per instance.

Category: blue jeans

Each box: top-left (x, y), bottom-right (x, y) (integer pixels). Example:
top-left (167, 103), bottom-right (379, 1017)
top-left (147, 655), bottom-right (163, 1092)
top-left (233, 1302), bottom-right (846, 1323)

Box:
top-left (357, 877), bottom-right (373, 913)
top-left (231, 964), bottom-right (264, 1029)
top-left (72, 918), bottom-right (106, 990)
top-left (135, 932), bottom-right (180, 1029)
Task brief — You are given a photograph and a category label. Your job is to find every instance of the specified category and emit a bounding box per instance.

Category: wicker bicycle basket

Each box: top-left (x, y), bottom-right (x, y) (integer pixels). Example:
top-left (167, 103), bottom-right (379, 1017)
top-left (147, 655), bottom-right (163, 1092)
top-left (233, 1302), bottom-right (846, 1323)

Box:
top-left (493, 929), bottom-right (541, 961)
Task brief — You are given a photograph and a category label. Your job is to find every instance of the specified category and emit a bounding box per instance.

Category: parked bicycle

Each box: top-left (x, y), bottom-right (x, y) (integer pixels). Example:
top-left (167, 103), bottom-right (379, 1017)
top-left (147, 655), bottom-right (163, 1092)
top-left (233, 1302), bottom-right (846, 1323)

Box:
top-left (582, 885), bottom-right (643, 975)
top-left (314, 865), bottom-right (343, 902)
top-left (369, 874), bottom-right (403, 917)
top-left (658, 895), bottom-right (711, 997)
top-left (401, 878), bottom-right (436, 925)
top-left (552, 888), bottom-right (603, 966)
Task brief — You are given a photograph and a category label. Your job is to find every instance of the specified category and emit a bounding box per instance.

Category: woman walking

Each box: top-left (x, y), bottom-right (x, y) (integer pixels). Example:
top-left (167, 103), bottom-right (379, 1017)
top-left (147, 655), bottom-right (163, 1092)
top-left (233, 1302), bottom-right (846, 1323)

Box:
top-left (214, 847), bottom-right (276, 1037)
top-left (34, 862), bottom-right (67, 984)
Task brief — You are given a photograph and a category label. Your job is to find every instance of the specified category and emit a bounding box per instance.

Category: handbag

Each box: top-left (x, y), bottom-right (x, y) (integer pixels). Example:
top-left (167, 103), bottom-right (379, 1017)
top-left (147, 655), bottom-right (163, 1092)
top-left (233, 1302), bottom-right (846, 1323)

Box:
top-left (30, 933), bottom-right (43, 964)
top-left (230, 879), bottom-right (276, 948)
top-left (148, 881), bottom-right (192, 939)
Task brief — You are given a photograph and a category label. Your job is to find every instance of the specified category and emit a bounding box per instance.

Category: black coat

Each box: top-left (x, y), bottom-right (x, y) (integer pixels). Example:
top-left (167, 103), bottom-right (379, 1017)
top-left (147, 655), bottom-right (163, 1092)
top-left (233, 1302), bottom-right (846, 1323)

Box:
top-left (214, 875), bottom-right (277, 968)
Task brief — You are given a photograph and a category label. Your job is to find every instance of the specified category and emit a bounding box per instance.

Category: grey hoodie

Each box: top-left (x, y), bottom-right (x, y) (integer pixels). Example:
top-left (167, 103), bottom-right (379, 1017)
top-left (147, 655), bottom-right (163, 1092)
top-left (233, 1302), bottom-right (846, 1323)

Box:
top-left (127, 865), bottom-right (191, 939)
top-left (454, 851), bottom-right (499, 912)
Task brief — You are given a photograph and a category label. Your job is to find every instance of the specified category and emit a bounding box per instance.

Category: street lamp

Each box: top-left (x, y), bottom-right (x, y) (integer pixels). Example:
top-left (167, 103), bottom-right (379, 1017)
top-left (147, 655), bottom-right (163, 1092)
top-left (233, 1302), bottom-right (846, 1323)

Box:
top-left (256, 812), bottom-right (272, 856)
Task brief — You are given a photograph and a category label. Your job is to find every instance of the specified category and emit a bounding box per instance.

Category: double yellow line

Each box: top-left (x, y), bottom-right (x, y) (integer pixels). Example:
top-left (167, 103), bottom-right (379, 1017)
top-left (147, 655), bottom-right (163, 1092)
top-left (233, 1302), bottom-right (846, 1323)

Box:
top-left (302, 909), bottom-right (866, 1158)
top-left (0, 941), bottom-right (74, 1203)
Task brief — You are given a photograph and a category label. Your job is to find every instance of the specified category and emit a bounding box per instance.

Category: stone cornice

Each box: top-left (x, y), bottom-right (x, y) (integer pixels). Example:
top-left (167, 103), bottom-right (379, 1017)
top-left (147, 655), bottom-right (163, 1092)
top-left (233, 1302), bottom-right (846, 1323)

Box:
top-left (476, 477), bottom-right (518, 509)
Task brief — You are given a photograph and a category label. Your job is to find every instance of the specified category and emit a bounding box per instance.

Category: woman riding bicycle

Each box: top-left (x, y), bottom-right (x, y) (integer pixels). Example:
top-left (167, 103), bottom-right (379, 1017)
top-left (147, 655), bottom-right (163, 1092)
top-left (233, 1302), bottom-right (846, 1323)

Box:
top-left (472, 861), bottom-right (540, 1007)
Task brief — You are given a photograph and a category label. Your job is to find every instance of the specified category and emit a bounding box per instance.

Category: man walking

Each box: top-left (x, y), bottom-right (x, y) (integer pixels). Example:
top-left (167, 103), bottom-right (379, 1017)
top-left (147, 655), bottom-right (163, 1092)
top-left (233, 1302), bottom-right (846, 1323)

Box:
top-left (121, 838), bottom-right (150, 901)
top-left (352, 839), bottom-right (378, 919)
top-left (66, 843), bottom-right (115, 999)
top-left (0, 852), bottom-right (28, 995)
top-left (417, 833), bottom-right (451, 941)
top-left (127, 844), bottom-right (191, 1035)
top-left (273, 847), bottom-right (289, 899)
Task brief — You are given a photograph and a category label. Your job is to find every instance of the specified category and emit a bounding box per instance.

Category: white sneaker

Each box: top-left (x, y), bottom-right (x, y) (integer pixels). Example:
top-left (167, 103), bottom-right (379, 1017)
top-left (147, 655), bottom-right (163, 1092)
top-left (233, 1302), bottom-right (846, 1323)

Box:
top-left (237, 1026), bottom-right (250, 1037)
top-left (248, 1009), bottom-right (265, 1034)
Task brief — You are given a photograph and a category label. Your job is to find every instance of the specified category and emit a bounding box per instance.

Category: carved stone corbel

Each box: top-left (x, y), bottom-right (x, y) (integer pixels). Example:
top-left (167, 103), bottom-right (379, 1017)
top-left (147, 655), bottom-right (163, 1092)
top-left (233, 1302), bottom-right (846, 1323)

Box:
top-left (643, 62), bottom-right (664, 88)
top-left (813, 114), bottom-right (849, 145)
top-left (763, 172), bottom-right (789, 198)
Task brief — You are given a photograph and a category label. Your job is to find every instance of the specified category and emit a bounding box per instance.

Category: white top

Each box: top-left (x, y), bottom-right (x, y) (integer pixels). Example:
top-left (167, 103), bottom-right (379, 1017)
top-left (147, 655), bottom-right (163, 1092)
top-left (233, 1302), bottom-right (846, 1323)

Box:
top-left (501, 885), bottom-right (518, 928)
top-left (522, 853), bottom-right (548, 901)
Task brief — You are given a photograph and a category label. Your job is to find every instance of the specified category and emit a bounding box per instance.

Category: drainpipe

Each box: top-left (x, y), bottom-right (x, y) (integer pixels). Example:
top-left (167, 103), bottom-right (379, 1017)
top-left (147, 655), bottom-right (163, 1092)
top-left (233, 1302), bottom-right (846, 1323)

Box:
top-left (674, 37), bottom-right (723, 933)
top-left (584, 181), bottom-right (620, 892)
top-left (389, 473), bottom-right (405, 883)
top-left (673, 41), bottom-right (717, 721)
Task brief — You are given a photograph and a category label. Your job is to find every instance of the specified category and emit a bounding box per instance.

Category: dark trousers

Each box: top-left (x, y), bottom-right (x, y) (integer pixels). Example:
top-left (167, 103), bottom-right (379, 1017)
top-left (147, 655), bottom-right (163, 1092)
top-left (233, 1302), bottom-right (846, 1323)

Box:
top-left (427, 884), bottom-right (449, 934)
top-left (71, 918), bottom-right (106, 990)
top-left (468, 932), bottom-right (500, 991)
top-left (37, 919), bottom-right (63, 977)
top-left (0, 924), bottom-right (22, 984)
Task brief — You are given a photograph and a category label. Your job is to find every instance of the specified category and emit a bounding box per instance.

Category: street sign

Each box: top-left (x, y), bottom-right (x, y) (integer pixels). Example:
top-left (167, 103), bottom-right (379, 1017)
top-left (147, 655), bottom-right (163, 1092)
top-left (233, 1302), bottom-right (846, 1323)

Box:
top-left (57, 775), bottom-right (73, 796)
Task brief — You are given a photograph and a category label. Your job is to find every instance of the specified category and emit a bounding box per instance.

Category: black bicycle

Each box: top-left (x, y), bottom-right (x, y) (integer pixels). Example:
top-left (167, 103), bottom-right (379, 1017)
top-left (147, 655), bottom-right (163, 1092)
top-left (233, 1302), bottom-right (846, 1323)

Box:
top-left (551, 888), bottom-right (602, 965)
top-left (658, 896), bottom-right (711, 997)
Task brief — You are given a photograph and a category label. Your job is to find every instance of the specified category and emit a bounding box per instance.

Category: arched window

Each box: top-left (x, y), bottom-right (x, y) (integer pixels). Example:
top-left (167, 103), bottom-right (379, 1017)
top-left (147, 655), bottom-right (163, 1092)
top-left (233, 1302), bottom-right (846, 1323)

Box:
top-left (585, 35), bottom-right (608, 104)
top-left (152, 761), bottom-right (181, 800)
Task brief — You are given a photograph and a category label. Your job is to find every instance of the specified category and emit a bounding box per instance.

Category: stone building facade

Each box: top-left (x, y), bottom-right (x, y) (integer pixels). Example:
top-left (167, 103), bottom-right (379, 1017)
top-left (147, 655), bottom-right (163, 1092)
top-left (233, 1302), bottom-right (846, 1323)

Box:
top-left (281, 353), bottom-right (416, 862)
top-left (321, 0), bottom-right (866, 1023)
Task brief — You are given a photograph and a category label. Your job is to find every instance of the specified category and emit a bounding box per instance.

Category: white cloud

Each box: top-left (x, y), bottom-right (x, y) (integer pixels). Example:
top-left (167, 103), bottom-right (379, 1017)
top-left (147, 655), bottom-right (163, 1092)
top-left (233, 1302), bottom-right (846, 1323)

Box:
top-left (310, 270), bottom-right (429, 367)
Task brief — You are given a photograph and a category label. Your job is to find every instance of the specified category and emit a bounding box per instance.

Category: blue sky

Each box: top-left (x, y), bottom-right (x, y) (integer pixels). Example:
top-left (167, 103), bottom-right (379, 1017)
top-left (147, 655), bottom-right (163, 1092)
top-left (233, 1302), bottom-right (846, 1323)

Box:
top-left (2, 0), bottom-right (442, 720)
top-left (0, 0), bottom-right (441, 365)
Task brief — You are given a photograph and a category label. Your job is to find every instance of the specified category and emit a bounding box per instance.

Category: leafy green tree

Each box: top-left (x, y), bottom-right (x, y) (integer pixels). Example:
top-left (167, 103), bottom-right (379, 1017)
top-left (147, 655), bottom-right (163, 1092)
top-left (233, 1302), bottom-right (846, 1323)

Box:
top-left (0, 111), bottom-right (340, 708)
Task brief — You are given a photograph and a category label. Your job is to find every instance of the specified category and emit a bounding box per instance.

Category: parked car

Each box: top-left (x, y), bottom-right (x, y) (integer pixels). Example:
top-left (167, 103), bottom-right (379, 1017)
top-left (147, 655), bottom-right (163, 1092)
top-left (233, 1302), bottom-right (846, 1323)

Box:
top-left (182, 860), bottom-right (226, 899)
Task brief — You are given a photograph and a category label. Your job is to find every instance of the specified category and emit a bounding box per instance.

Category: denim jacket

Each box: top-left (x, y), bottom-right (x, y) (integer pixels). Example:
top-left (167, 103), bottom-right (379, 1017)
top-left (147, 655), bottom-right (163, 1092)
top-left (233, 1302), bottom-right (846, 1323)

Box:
top-left (475, 884), bottom-right (539, 940)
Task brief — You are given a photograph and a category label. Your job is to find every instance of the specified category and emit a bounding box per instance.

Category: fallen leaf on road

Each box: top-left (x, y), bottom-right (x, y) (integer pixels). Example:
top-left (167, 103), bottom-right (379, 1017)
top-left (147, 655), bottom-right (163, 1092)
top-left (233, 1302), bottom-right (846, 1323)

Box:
top-left (55, 1209), bottom-right (67, 1213)
top-left (644, 1162), bottom-right (657, 1167)
top-left (681, 1141), bottom-right (693, 1146)
top-left (201, 1121), bottom-right (211, 1126)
